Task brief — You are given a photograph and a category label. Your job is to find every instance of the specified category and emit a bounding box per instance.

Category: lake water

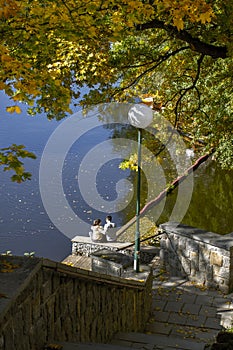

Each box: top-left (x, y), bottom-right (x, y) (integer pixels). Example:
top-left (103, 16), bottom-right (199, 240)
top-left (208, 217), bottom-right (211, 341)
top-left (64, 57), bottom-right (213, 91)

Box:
top-left (0, 92), bottom-right (233, 261)
top-left (0, 97), bottom-right (140, 260)
top-left (0, 93), bottom-right (71, 260)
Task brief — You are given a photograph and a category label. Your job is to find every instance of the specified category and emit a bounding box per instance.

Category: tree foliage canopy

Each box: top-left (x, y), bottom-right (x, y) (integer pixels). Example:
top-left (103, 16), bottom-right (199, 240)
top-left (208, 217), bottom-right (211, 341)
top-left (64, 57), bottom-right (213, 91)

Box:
top-left (1, 0), bottom-right (233, 179)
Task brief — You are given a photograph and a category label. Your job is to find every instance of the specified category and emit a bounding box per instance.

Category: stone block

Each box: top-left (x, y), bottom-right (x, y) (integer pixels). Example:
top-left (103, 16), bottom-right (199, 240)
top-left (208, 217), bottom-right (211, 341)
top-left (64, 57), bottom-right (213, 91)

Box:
top-left (159, 248), bottom-right (167, 263)
top-left (159, 223), bottom-right (233, 293)
top-left (216, 278), bottom-right (230, 293)
top-left (200, 248), bottom-right (211, 260)
top-left (178, 237), bottom-right (187, 251)
top-left (91, 249), bottom-right (133, 277)
top-left (190, 251), bottom-right (198, 258)
top-left (191, 271), bottom-right (206, 285)
top-left (210, 251), bottom-right (223, 267)
top-left (190, 251), bottom-right (199, 269)
top-left (41, 279), bottom-right (52, 302)
top-left (186, 239), bottom-right (199, 252)
top-left (214, 266), bottom-right (229, 280)
top-left (178, 247), bottom-right (189, 259)
top-left (223, 256), bottom-right (230, 268)
top-left (181, 256), bottom-right (191, 275)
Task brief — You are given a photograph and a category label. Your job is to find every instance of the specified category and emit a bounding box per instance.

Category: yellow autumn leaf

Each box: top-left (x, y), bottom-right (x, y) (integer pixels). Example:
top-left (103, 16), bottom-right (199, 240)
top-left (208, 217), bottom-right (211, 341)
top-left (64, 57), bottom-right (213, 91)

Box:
top-left (6, 105), bottom-right (22, 114)
top-left (12, 93), bottom-right (23, 101)
top-left (15, 165), bottom-right (24, 175)
top-left (173, 17), bottom-right (184, 30)
top-left (15, 106), bottom-right (22, 114)
top-left (1, 54), bottom-right (12, 62)
top-left (6, 106), bottom-right (16, 113)
top-left (199, 11), bottom-right (213, 24)
top-left (0, 82), bottom-right (5, 89)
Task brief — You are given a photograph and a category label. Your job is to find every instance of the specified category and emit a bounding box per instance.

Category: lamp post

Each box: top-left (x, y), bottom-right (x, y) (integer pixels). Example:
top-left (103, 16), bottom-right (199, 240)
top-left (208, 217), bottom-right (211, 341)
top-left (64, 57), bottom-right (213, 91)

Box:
top-left (128, 104), bottom-right (153, 272)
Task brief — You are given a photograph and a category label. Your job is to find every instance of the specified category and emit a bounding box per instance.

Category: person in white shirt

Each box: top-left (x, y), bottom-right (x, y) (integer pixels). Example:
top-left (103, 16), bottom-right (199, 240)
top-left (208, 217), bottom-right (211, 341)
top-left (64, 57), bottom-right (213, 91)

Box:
top-left (103, 215), bottom-right (116, 242)
top-left (90, 219), bottom-right (105, 242)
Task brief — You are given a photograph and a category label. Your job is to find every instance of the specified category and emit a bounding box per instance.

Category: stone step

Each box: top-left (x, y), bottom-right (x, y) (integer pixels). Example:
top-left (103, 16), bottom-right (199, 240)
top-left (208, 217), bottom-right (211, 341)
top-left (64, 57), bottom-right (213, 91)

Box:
top-left (55, 342), bottom-right (132, 349)
top-left (110, 331), bottom-right (208, 350)
top-left (147, 309), bottom-right (222, 331)
top-left (145, 321), bottom-right (217, 339)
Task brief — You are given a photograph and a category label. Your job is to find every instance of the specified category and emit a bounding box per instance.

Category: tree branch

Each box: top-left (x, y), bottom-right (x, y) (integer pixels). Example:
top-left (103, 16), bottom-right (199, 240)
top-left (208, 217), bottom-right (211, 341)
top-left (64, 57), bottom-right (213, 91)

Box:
top-left (174, 54), bottom-right (204, 126)
top-left (113, 46), bottom-right (189, 95)
top-left (116, 151), bottom-right (214, 239)
top-left (137, 19), bottom-right (227, 59)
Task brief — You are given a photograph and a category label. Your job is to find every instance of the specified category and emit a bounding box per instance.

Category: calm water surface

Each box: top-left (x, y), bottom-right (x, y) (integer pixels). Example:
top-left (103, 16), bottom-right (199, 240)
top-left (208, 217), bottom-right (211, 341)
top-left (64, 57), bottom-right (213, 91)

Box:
top-left (0, 96), bottom-right (136, 260)
top-left (0, 93), bottom-right (233, 261)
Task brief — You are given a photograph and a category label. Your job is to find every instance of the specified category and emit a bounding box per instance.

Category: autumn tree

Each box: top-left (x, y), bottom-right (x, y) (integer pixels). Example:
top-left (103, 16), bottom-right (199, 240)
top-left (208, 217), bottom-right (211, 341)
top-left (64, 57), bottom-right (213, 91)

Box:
top-left (0, 0), bottom-right (233, 180)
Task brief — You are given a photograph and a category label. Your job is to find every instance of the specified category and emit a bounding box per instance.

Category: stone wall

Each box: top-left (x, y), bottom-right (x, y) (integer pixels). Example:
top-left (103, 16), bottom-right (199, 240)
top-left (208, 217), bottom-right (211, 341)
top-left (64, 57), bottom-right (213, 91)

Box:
top-left (71, 236), bottom-right (132, 257)
top-left (160, 222), bottom-right (233, 293)
top-left (0, 256), bottom-right (152, 350)
top-left (71, 236), bottom-right (158, 264)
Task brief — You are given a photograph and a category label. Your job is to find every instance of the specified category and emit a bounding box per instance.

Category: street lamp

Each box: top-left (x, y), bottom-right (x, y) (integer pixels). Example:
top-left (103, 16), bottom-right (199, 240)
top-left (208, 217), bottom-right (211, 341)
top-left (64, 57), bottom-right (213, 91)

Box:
top-left (128, 103), bottom-right (154, 272)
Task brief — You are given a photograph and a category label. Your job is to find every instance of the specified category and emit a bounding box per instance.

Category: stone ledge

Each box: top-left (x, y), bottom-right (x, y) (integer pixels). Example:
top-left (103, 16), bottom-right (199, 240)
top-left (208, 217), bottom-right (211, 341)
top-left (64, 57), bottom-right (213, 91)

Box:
top-left (71, 235), bottom-right (131, 249)
top-left (160, 222), bottom-right (233, 250)
top-left (43, 257), bottom-right (151, 288)
top-left (159, 222), bottom-right (233, 293)
top-left (71, 235), bottom-right (159, 265)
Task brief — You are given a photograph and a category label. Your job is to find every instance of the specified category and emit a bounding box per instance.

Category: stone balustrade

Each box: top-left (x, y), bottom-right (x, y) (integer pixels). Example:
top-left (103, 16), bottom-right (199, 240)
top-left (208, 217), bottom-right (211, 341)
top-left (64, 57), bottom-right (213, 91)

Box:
top-left (0, 256), bottom-right (152, 350)
top-left (159, 222), bottom-right (233, 293)
top-left (71, 235), bottom-right (132, 256)
top-left (71, 235), bottom-right (159, 264)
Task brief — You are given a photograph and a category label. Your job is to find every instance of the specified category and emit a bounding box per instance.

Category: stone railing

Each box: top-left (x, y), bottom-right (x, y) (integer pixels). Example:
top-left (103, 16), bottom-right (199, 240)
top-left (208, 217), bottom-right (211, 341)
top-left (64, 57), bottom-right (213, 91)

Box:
top-left (159, 222), bottom-right (233, 293)
top-left (71, 235), bottom-right (132, 256)
top-left (71, 235), bottom-right (159, 264)
top-left (0, 256), bottom-right (152, 350)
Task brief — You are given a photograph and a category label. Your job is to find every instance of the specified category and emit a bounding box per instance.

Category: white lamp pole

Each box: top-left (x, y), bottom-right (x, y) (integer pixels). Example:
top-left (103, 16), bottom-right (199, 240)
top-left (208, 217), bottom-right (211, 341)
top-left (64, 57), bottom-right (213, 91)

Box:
top-left (128, 104), bottom-right (153, 272)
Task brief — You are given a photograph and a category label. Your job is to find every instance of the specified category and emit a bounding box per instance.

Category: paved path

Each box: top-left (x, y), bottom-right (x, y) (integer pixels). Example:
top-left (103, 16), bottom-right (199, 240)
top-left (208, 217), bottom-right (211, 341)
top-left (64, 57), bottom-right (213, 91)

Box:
top-left (108, 260), bottom-right (233, 349)
top-left (60, 256), bottom-right (233, 350)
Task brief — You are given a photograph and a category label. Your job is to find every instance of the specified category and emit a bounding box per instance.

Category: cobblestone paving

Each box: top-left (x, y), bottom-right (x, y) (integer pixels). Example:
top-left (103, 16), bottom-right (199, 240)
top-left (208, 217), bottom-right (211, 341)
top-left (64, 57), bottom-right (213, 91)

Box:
top-left (109, 258), bottom-right (233, 350)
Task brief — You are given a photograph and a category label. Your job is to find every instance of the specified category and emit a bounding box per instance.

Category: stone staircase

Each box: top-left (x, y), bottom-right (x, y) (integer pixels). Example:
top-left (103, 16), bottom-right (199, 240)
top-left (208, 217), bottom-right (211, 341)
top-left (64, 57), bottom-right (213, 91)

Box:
top-left (57, 343), bottom-right (131, 349)
top-left (53, 269), bottom-right (233, 350)
top-left (50, 257), bottom-right (233, 350)
top-left (107, 275), bottom-right (220, 349)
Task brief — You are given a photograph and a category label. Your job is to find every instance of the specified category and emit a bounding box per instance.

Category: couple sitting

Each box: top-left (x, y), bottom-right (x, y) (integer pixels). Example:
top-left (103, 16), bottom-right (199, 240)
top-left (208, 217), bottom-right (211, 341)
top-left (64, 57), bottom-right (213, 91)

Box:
top-left (90, 215), bottom-right (116, 243)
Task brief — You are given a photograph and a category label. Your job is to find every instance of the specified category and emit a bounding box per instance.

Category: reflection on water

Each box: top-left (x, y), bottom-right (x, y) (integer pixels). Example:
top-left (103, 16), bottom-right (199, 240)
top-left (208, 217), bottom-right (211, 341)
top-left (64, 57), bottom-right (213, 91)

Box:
top-left (0, 101), bottom-right (150, 259)
top-left (62, 124), bottom-right (133, 227)
top-left (0, 94), bottom-right (233, 261)
top-left (181, 160), bottom-right (233, 234)
top-left (153, 158), bottom-right (233, 234)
